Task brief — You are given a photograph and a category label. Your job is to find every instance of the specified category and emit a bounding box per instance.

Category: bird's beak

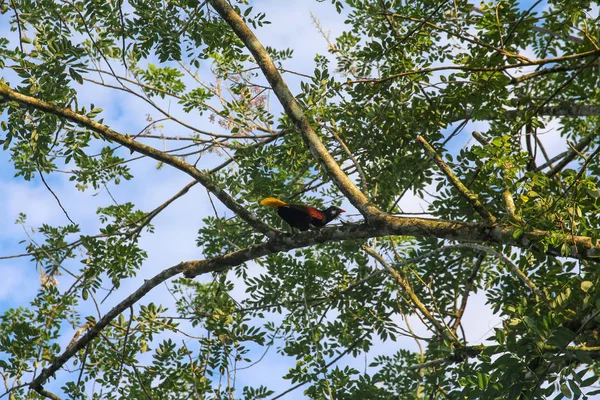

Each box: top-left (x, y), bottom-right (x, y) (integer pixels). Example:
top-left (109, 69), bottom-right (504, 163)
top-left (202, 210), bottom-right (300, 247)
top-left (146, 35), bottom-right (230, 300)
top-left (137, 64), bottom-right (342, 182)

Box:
top-left (340, 209), bottom-right (346, 213)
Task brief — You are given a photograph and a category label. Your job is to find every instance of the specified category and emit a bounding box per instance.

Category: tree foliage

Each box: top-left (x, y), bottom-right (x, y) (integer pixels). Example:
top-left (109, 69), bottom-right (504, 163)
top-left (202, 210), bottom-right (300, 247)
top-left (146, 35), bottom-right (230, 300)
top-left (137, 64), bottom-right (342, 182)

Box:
top-left (1, 0), bottom-right (600, 398)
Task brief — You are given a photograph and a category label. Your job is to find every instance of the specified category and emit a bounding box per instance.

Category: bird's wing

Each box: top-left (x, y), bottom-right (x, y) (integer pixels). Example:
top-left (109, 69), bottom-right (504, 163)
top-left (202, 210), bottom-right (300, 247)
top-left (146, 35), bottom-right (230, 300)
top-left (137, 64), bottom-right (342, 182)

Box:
top-left (288, 205), bottom-right (326, 223)
top-left (277, 206), bottom-right (313, 230)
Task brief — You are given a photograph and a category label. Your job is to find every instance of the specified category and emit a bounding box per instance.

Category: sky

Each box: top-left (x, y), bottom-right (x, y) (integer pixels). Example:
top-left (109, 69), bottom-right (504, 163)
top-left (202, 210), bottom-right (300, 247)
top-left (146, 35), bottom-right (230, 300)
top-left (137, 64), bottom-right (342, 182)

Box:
top-left (0, 0), bottom-right (589, 398)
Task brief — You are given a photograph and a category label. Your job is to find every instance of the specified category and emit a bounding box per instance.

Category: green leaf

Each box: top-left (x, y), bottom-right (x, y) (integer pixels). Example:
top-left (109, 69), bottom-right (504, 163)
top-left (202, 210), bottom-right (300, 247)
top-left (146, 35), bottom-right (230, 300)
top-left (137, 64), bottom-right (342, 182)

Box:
top-left (560, 383), bottom-right (572, 399)
top-left (69, 68), bottom-right (84, 85)
top-left (581, 281), bottom-right (593, 292)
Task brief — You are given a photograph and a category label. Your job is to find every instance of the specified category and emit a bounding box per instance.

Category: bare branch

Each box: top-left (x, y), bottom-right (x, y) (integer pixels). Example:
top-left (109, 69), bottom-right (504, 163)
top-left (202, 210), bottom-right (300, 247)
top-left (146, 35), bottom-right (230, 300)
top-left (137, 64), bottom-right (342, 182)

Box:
top-left (38, 168), bottom-right (76, 225)
top-left (451, 253), bottom-right (485, 332)
top-left (9, 0), bottom-right (24, 53)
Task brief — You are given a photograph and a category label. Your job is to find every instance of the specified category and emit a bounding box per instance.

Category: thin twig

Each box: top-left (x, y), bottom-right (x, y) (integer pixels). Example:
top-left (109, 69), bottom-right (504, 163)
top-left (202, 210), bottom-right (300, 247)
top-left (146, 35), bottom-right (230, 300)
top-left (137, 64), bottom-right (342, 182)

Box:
top-left (547, 128), bottom-right (597, 177)
top-left (117, 0), bottom-right (127, 70)
top-left (38, 169), bottom-right (76, 225)
top-left (75, 343), bottom-right (90, 388)
top-left (116, 307), bottom-right (135, 388)
top-left (9, 0), bottom-right (24, 52)
top-left (325, 125), bottom-right (369, 196)
top-left (452, 253), bottom-right (485, 332)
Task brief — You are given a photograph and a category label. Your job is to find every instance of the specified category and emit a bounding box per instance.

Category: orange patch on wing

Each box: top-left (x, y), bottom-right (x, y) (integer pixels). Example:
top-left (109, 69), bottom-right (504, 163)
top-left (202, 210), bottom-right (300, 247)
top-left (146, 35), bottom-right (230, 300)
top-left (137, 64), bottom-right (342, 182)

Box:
top-left (289, 205), bottom-right (325, 222)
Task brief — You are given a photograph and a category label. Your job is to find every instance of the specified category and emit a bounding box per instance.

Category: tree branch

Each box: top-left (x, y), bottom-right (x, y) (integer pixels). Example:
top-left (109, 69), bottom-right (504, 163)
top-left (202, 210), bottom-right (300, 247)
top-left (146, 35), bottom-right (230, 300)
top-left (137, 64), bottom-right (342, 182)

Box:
top-left (362, 245), bottom-right (462, 346)
top-left (26, 214), bottom-right (600, 391)
top-left (0, 82), bottom-right (275, 236)
top-left (34, 387), bottom-right (62, 400)
top-left (184, 217), bottom-right (600, 279)
top-left (29, 264), bottom-right (184, 392)
top-left (452, 253), bottom-right (485, 332)
top-left (208, 0), bottom-right (380, 220)
top-left (457, 103), bottom-right (600, 123)
top-left (417, 135), bottom-right (497, 224)
top-left (547, 127), bottom-right (598, 178)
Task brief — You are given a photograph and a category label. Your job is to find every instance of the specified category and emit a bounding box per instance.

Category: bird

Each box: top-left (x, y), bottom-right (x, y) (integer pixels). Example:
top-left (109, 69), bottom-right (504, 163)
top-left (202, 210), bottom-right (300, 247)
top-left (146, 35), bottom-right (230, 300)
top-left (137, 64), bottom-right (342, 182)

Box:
top-left (260, 197), bottom-right (345, 232)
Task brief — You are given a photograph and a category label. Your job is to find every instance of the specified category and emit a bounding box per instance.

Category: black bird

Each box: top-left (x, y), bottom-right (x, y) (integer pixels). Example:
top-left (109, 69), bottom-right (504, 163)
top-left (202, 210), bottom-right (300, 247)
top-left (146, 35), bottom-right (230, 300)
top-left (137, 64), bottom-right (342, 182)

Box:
top-left (260, 197), bottom-right (345, 231)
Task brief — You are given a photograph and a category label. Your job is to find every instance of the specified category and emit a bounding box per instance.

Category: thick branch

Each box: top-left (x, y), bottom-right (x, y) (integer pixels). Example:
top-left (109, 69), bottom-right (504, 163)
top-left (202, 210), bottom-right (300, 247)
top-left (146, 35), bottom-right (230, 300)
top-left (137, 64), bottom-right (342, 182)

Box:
top-left (509, 103), bottom-right (600, 118)
top-left (29, 264), bottom-right (184, 391)
top-left (0, 82), bottom-right (274, 236)
top-left (184, 217), bottom-right (600, 278)
top-left (456, 104), bottom-right (600, 123)
top-left (28, 215), bottom-right (600, 391)
top-left (34, 388), bottom-right (62, 400)
top-left (208, 0), bottom-right (380, 220)
top-left (547, 128), bottom-right (598, 177)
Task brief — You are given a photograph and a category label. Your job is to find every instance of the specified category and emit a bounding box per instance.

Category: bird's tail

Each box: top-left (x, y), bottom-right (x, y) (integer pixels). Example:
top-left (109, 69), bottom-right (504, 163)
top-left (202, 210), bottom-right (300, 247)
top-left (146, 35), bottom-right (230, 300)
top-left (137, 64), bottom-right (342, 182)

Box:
top-left (260, 197), bottom-right (287, 208)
